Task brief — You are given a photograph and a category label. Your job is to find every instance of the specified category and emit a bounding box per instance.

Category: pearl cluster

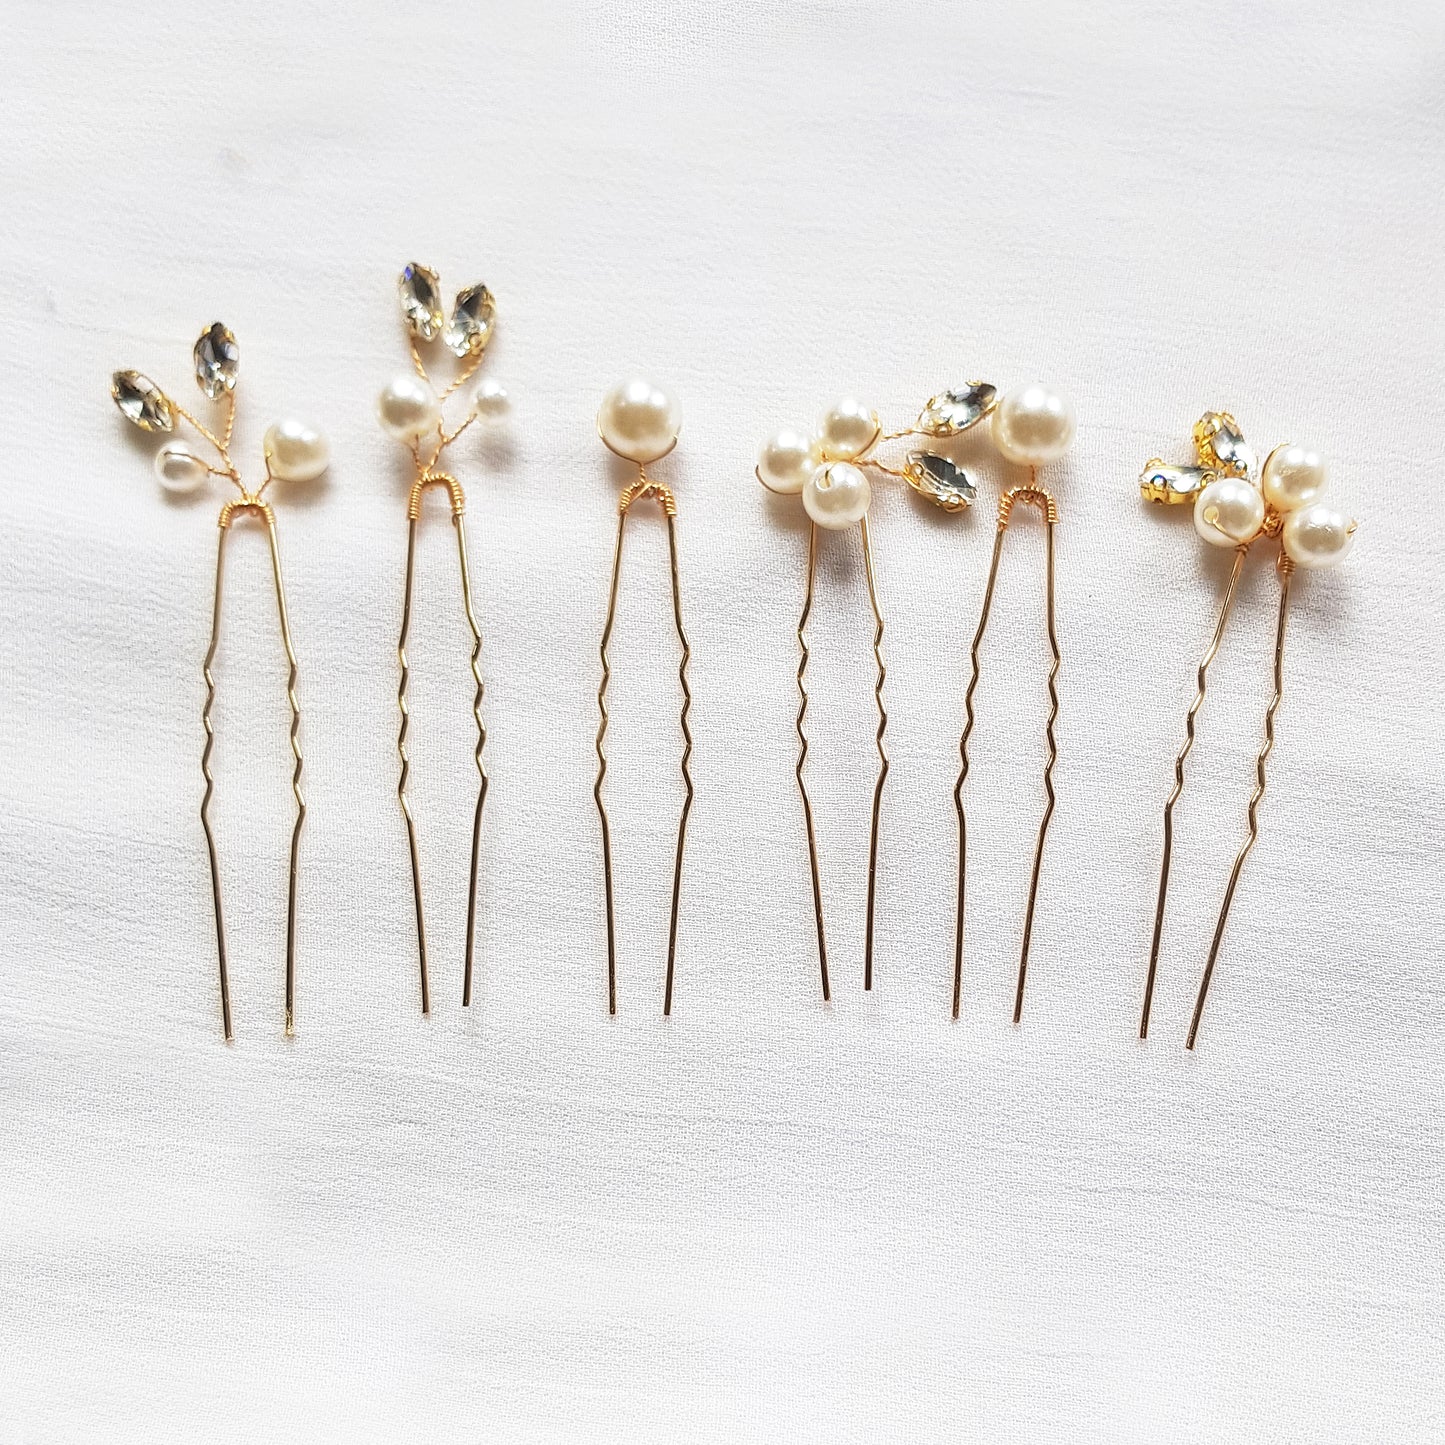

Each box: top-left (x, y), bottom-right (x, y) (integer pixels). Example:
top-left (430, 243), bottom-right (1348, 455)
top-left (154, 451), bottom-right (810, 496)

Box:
top-left (376, 373), bottom-right (512, 443)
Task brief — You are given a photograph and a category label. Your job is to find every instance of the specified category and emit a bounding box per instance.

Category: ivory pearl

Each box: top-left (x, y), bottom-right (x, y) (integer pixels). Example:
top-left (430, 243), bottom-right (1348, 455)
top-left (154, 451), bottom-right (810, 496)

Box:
top-left (991, 383), bottom-right (1077, 466)
top-left (376, 374), bottom-right (442, 443)
top-left (153, 440), bottom-right (208, 496)
top-left (817, 398), bottom-right (879, 460)
top-left (757, 429), bottom-right (821, 494)
top-left (471, 379), bottom-right (511, 422)
top-left (1193, 477), bottom-right (1265, 548)
top-left (263, 417), bottom-right (330, 483)
top-left (597, 378), bottom-right (681, 464)
top-left (1261, 444), bottom-right (1326, 513)
top-left (803, 461), bottom-right (871, 529)
top-left (1282, 503), bottom-right (1356, 569)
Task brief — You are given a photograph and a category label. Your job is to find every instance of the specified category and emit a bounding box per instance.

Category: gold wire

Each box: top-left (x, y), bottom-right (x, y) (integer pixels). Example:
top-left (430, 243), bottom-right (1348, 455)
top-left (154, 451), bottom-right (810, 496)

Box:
top-left (859, 515), bottom-right (889, 991)
top-left (201, 525), bottom-right (231, 1041)
top-left (1139, 546), bottom-right (1248, 1039)
top-left (662, 510), bottom-right (695, 1018)
top-left (795, 522), bottom-right (829, 1001)
top-left (594, 510), bottom-right (626, 1016)
top-left (396, 515), bottom-right (430, 1015)
top-left (1186, 557), bottom-right (1293, 1050)
top-left (456, 514), bottom-right (490, 1008)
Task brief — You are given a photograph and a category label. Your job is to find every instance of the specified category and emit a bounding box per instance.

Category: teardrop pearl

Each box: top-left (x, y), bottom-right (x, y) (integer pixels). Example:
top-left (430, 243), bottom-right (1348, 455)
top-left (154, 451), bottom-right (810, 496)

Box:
top-left (757, 429), bottom-right (821, 494)
top-left (803, 461), bottom-right (871, 529)
top-left (1282, 503), bottom-right (1356, 569)
top-left (817, 399), bottom-right (879, 460)
top-left (154, 440), bottom-right (208, 496)
top-left (1193, 477), bottom-right (1265, 548)
top-left (1261, 444), bottom-right (1326, 513)
top-left (376, 374), bottom-right (442, 443)
top-left (264, 417), bottom-right (330, 482)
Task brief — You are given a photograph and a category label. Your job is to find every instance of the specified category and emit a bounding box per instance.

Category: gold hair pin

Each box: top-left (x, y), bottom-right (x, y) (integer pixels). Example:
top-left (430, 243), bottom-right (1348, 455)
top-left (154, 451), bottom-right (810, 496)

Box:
top-left (111, 324), bottom-right (328, 1039)
top-left (593, 379), bottom-right (694, 1015)
top-left (1138, 412), bottom-right (1357, 1047)
top-left (377, 263), bottom-right (511, 1016)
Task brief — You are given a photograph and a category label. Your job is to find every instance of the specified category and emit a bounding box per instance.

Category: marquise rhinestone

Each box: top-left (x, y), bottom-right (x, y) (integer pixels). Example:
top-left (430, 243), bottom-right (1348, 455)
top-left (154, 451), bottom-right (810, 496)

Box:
top-left (445, 284), bottom-right (496, 356)
top-left (398, 262), bottom-right (445, 341)
top-left (111, 371), bottom-right (175, 433)
top-left (1139, 460), bottom-right (1216, 505)
top-left (918, 383), bottom-right (998, 437)
top-left (1193, 411), bottom-right (1257, 479)
top-left (905, 451), bottom-right (976, 511)
top-left (193, 322), bottom-right (239, 400)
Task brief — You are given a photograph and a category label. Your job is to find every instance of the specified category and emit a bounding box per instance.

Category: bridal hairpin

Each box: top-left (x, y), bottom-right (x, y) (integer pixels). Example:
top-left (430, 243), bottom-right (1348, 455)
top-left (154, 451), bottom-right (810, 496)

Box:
top-left (111, 324), bottom-right (328, 1039)
top-left (1138, 411), bottom-right (1356, 1047)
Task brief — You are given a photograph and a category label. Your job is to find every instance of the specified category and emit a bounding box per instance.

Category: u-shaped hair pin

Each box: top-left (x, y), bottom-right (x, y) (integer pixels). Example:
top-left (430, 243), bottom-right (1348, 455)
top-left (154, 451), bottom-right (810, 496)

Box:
top-left (593, 379), bottom-right (695, 1016)
top-left (111, 324), bottom-right (329, 1039)
top-left (1137, 412), bottom-right (1357, 1048)
top-left (377, 263), bottom-right (511, 1015)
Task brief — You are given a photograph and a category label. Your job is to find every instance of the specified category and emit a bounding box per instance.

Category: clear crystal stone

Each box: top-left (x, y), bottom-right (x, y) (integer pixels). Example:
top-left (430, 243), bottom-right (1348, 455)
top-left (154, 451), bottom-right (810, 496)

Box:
top-left (111, 370), bottom-right (175, 433)
top-left (193, 322), bottom-right (239, 399)
top-left (398, 262), bottom-right (444, 341)
top-left (1194, 411), bottom-right (1257, 478)
top-left (918, 383), bottom-right (998, 437)
top-left (905, 451), bottom-right (976, 511)
top-left (1139, 460), bottom-right (1216, 505)
top-left (445, 284), bottom-right (496, 356)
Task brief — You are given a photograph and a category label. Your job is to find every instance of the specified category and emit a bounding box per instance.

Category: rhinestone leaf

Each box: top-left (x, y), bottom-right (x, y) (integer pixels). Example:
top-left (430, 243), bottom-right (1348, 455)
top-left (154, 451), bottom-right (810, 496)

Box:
top-left (905, 451), bottom-right (976, 512)
top-left (1140, 460), bottom-right (1216, 505)
top-left (111, 371), bottom-right (175, 433)
top-left (193, 322), bottom-right (239, 399)
top-left (918, 383), bottom-right (998, 437)
top-left (445, 283), bottom-right (496, 357)
top-left (1194, 411), bottom-right (1256, 479)
top-left (398, 262), bottom-right (444, 341)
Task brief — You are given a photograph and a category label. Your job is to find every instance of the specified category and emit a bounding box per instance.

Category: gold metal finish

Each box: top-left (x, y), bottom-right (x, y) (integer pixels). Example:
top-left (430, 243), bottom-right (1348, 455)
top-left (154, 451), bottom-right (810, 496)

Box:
top-left (859, 515), bottom-right (889, 991)
top-left (795, 522), bottom-right (829, 1000)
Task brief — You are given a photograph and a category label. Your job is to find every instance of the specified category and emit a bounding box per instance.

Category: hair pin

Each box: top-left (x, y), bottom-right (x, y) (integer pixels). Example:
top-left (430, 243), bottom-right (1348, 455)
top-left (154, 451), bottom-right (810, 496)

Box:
top-left (1138, 412), bottom-right (1357, 1047)
top-left (111, 324), bottom-right (329, 1039)
top-left (376, 263), bottom-right (512, 1016)
top-left (593, 380), bottom-right (694, 1015)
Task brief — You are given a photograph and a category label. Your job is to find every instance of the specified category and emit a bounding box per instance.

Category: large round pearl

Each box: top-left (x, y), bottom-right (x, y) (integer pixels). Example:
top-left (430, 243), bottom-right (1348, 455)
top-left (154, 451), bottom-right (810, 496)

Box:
top-left (991, 383), bottom-right (1077, 466)
top-left (757, 429), bottom-right (821, 494)
top-left (597, 378), bottom-right (680, 464)
top-left (376, 374), bottom-right (441, 443)
top-left (153, 440), bottom-right (208, 496)
top-left (817, 398), bottom-right (879, 460)
top-left (1282, 503), bottom-right (1356, 569)
top-left (803, 461), bottom-right (871, 529)
top-left (471, 378), bottom-right (511, 422)
top-left (1193, 477), bottom-right (1265, 548)
top-left (264, 417), bottom-right (330, 482)
top-left (1261, 443), bottom-right (1326, 513)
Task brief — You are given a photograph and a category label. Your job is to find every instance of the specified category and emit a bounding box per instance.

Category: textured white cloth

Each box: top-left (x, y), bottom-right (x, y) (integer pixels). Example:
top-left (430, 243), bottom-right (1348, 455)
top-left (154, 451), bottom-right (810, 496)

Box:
top-left (2, 1), bottom-right (1443, 1440)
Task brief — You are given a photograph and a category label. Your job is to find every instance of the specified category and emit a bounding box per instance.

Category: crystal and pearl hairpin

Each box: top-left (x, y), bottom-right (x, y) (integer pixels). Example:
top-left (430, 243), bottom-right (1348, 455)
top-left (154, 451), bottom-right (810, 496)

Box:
top-left (111, 324), bottom-right (329, 1039)
top-left (1137, 412), bottom-right (1356, 1048)
top-left (377, 263), bottom-right (511, 1017)
top-left (593, 380), bottom-right (695, 1016)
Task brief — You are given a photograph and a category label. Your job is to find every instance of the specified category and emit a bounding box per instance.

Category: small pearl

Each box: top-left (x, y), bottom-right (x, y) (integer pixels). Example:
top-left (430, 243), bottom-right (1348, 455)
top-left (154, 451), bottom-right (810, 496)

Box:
top-left (264, 417), bottom-right (330, 483)
top-left (154, 440), bottom-right (208, 496)
top-left (471, 378), bottom-right (511, 422)
top-left (376, 373), bottom-right (442, 443)
top-left (1193, 477), bottom-right (1265, 548)
top-left (757, 429), bottom-right (822, 494)
top-left (1261, 443), bottom-right (1326, 513)
top-left (1282, 502), bottom-right (1356, 569)
top-left (597, 378), bottom-right (680, 464)
top-left (991, 383), bottom-right (1077, 466)
top-left (817, 398), bottom-right (879, 460)
top-left (803, 461), bottom-right (871, 529)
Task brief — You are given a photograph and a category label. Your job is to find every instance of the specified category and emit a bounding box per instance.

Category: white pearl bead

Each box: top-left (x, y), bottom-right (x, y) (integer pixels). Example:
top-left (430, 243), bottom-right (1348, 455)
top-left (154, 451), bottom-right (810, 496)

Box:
top-left (1193, 477), bottom-right (1265, 548)
top-left (153, 441), bottom-right (208, 496)
top-left (757, 429), bottom-right (822, 494)
top-left (376, 373), bottom-right (442, 443)
top-left (471, 378), bottom-right (511, 422)
top-left (597, 378), bottom-right (680, 464)
top-left (991, 383), bottom-right (1077, 466)
top-left (1261, 443), bottom-right (1326, 513)
top-left (264, 417), bottom-right (330, 483)
top-left (817, 398), bottom-right (879, 460)
top-left (1282, 502), bottom-right (1356, 569)
top-left (803, 461), bottom-right (871, 529)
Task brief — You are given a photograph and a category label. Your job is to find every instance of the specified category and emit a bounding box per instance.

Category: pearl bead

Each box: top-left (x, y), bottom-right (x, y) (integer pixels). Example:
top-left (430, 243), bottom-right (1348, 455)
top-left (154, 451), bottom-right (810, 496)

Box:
top-left (817, 398), bottom-right (879, 460)
top-left (597, 378), bottom-right (680, 464)
top-left (471, 378), bottom-right (511, 422)
top-left (376, 373), bottom-right (441, 443)
top-left (153, 441), bottom-right (208, 496)
top-left (1282, 502), bottom-right (1356, 569)
top-left (1261, 443), bottom-right (1326, 513)
top-left (1193, 477), bottom-right (1265, 548)
top-left (803, 461), bottom-right (871, 529)
top-left (757, 429), bottom-right (822, 494)
top-left (991, 383), bottom-right (1077, 466)
top-left (263, 417), bottom-right (330, 483)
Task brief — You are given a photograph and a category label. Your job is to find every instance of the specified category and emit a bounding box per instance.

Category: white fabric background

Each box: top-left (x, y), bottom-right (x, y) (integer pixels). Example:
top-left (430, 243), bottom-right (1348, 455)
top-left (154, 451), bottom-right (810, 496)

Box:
top-left (2, 1), bottom-right (1442, 1440)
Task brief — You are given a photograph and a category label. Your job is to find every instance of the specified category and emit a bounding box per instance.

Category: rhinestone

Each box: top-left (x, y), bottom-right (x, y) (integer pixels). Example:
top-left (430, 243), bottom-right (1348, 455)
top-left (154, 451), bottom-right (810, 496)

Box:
top-left (398, 262), bottom-right (444, 341)
top-left (445, 284), bottom-right (496, 356)
top-left (1139, 460), bottom-right (1216, 505)
top-left (111, 371), bottom-right (175, 433)
top-left (193, 322), bottom-right (239, 400)
top-left (917, 383), bottom-right (998, 437)
top-left (1194, 411), bottom-right (1257, 478)
top-left (905, 451), bottom-right (976, 511)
